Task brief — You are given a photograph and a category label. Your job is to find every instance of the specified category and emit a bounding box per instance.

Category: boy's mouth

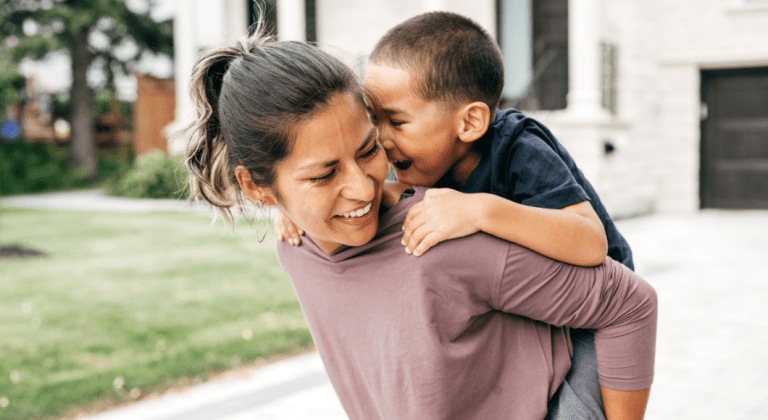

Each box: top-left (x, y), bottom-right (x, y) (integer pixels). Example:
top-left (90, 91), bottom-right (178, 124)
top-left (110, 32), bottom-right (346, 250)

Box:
top-left (393, 160), bottom-right (412, 171)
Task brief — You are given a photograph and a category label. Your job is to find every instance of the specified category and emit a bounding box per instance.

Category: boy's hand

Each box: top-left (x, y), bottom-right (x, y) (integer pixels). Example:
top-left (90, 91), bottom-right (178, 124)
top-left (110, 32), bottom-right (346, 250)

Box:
top-left (402, 189), bottom-right (480, 256)
top-left (274, 210), bottom-right (304, 245)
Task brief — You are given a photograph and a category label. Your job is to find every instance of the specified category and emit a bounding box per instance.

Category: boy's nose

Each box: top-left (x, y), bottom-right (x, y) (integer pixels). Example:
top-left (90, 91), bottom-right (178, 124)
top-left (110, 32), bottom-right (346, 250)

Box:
top-left (375, 126), bottom-right (396, 150)
top-left (380, 137), bottom-right (396, 151)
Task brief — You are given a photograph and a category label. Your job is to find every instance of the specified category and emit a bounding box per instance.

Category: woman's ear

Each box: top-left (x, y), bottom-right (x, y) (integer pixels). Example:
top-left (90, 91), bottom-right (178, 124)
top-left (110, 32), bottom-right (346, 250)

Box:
top-left (456, 102), bottom-right (490, 143)
top-left (235, 166), bottom-right (278, 206)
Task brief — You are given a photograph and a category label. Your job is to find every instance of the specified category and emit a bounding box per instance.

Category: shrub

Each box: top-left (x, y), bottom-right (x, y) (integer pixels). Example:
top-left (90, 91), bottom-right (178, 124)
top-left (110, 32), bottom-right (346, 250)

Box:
top-left (0, 141), bottom-right (90, 195)
top-left (109, 149), bottom-right (190, 199)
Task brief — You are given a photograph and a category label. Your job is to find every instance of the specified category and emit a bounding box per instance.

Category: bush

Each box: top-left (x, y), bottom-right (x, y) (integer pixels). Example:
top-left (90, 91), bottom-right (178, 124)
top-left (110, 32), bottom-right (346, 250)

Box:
top-left (109, 149), bottom-right (190, 199)
top-left (0, 141), bottom-right (90, 195)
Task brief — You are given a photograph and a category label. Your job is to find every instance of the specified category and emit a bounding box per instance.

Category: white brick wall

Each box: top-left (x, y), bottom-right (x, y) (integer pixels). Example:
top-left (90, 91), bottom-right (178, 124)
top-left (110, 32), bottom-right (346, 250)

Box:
top-left (543, 0), bottom-right (768, 215)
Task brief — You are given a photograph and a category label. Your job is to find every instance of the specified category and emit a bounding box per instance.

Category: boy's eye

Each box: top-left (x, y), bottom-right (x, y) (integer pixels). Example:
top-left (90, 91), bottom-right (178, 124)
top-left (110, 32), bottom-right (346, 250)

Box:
top-left (360, 142), bottom-right (379, 159)
top-left (310, 169), bottom-right (335, 183)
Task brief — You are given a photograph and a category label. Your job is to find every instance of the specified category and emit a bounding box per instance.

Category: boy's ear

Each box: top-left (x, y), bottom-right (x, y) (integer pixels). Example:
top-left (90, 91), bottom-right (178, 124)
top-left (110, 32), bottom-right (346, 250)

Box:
top-left (456, 101), bottom-right (491, 143)
top-left (235, 166), bottom-right (278, 206)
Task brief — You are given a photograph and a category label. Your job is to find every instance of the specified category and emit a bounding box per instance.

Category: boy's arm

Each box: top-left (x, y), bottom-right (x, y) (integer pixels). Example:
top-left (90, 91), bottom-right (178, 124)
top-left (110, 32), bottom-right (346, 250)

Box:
top-left (402, 188), bottom-right (608, 266)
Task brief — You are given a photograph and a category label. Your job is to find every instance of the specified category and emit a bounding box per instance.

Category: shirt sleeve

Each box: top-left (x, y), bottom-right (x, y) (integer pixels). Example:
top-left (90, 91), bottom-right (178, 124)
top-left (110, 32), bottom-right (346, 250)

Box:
top-left (507, 134), bottom-right (590, 209)
top-left (492, 244), bottom-right (658, 391)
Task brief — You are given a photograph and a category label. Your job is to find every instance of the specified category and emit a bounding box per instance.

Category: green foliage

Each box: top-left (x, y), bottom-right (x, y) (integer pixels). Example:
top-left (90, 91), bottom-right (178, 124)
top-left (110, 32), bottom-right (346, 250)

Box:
top-left (2, 0), bottom-right (175, 180)
top-left (0, 209), bottom-right (310, 420)
top-left (0, 141), bottom-right (90, 195)
top-left (1, 0), bottom-right (174, 84)
top-left (109, 150), bottom-right (190, 199)
top-left (0, 141), bottom-right (134, 196)
top-left (0, 49), bottom-right (25, 112)
top-left (52, 91), bottom-right (133, 121)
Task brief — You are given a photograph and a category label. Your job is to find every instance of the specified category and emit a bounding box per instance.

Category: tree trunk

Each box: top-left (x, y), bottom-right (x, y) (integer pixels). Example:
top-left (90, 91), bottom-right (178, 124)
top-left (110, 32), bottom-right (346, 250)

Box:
top-left (69, 30), bottom-right (98, 181)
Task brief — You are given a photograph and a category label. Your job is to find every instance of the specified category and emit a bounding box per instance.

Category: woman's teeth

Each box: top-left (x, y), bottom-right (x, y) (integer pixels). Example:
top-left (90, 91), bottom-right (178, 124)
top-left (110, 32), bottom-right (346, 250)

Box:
top-left (393, 160), bottom-right (412, 170)
top-left (341, 203), bottom-right (372, 218)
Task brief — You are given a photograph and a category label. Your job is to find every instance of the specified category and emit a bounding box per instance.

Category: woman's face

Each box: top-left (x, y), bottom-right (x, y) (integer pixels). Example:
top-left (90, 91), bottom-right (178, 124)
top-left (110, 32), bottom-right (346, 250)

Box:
top-left (267, 92), bottom-right (389, 253)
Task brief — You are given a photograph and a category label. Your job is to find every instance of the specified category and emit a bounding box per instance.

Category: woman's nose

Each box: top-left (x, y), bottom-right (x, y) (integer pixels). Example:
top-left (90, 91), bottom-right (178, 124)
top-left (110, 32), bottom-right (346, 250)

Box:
top-left (341, 164), bottom-right (375, 202)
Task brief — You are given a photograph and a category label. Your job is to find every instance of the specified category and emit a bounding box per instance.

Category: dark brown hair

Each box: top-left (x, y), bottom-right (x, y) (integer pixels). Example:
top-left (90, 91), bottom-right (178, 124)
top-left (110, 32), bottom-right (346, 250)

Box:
top-left (369, 12), bottom-right (504, 113)
top-left (184, 23), bottom-right (360, 221)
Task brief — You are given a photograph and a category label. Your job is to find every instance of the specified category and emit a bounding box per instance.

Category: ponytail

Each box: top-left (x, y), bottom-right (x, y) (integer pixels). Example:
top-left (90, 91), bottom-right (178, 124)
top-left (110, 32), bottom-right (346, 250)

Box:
top-left (184, 26), bottom-right (273, 221)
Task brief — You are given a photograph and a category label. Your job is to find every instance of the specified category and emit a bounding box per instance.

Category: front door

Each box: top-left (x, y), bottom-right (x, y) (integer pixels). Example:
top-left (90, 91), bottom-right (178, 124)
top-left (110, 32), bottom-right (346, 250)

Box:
top-left (701, 67), bottom-right (768, 209)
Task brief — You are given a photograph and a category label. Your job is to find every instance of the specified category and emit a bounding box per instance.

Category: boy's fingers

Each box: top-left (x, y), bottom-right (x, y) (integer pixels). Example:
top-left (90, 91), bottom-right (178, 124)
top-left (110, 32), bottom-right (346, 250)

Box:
top-left (402, 213), bottom-right (428, 246)
top-left (403, 202), bottom-right (425, 227)
top-left (412, 232), bottom-right (443, 257)
top-left (274, 214), bottom-right (286, 241)
top-left (405, 222), bottom-right (433, 254)
top-left (424, 188), bottom-right (450, 199)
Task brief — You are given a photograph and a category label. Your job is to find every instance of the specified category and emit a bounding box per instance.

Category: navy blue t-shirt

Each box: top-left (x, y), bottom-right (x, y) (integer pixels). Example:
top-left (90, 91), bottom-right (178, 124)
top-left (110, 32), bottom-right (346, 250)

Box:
top-left (448, 109), bottom-right (634, 270)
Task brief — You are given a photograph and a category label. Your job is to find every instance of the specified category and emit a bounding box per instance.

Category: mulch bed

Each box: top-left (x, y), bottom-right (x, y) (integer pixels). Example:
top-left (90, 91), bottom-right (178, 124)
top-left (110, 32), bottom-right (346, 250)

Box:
top-left (0, 245), bottom-right (47, 259)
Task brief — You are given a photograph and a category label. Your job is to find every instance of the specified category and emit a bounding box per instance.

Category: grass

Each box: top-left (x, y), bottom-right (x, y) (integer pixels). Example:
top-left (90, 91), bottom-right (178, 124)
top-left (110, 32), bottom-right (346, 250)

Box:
top-left (0, 209), bottom-right (312, 420)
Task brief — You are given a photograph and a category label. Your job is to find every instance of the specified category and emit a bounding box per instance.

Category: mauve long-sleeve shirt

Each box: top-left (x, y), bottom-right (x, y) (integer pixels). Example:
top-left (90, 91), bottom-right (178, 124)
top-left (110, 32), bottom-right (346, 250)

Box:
top-left (276, 187), bottom-right (657, 420)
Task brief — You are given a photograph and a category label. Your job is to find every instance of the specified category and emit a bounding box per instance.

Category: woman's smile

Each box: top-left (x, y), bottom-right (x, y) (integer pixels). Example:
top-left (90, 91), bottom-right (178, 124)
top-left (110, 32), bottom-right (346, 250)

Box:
top-left (337, 202), bottom-right (373, 219)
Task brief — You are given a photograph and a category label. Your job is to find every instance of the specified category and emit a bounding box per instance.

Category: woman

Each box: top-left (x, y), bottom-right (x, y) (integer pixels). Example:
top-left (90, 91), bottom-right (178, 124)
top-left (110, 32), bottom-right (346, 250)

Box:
top-left (184, 27), bottom-right (657, 420)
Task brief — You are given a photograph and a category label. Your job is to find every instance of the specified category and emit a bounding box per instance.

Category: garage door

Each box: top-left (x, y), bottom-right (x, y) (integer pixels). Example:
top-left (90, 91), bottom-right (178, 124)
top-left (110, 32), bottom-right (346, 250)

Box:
top-left (701, 67), bottom-right (768, 209)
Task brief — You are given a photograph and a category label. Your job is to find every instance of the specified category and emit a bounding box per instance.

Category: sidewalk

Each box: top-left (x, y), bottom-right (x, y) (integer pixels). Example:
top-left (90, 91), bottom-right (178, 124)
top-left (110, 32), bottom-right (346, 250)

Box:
top-left (6, 191), bottom-right (768, 419)
top-left (1, 189), bottom-right (211, 213)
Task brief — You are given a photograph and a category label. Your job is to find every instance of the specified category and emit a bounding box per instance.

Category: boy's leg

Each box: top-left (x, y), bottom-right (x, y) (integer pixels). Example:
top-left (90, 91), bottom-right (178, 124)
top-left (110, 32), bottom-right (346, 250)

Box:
top-left (544, 328), bottom-right (605, 420)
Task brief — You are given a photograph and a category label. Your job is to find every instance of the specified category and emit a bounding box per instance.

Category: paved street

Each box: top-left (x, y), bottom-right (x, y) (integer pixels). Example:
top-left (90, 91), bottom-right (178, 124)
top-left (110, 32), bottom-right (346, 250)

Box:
top-left (5, 191), bottom-right (767, 419)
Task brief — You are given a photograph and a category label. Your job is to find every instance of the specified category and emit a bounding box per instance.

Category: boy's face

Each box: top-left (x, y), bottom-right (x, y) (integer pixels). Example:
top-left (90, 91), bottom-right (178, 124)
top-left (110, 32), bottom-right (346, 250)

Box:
top-left (364, 64), bottom-right (465, 187)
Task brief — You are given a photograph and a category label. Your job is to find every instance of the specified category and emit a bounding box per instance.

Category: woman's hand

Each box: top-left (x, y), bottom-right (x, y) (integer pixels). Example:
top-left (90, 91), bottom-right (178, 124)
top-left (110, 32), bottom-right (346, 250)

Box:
top-left (274, 210), bottom-right (304, 245)
top-left (401, 188), bottom-right (480, 256)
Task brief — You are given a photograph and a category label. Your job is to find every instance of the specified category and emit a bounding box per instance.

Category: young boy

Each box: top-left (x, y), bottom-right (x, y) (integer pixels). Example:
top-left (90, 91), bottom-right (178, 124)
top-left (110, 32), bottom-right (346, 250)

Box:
top-left (361, 11), bottom-right (646, 420)
top-left (363, 13), bottom-right (632, 270)
top-left (276, 11), bottom-right (647, 419)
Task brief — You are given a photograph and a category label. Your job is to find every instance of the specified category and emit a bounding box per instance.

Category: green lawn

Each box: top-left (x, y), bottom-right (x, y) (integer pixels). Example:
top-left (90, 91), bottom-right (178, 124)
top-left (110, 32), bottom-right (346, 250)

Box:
top-left (0, 209), bottom-right (312, 420)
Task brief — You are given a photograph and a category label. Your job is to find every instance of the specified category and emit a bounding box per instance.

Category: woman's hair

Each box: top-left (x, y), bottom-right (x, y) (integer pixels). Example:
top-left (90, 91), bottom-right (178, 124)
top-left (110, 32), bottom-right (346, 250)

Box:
top-left (184, 24), bottom-right (360, 221)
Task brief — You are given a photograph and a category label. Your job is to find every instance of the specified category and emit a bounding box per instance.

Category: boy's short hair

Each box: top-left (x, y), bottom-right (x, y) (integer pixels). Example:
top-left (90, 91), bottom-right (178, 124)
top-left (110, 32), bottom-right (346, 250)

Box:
top-left (370, 12), bottom-right (504, 114)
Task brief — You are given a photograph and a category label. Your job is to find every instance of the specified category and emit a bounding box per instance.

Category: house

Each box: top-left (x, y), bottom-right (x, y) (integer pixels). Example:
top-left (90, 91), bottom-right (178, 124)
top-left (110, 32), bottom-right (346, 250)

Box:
top-left (170, 0), bottom-right (768, 214)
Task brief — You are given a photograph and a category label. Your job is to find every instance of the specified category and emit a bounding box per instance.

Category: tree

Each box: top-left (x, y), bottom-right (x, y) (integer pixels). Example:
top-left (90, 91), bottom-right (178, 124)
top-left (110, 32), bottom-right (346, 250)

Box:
top-left (1, 0), bottom-right (173, 181)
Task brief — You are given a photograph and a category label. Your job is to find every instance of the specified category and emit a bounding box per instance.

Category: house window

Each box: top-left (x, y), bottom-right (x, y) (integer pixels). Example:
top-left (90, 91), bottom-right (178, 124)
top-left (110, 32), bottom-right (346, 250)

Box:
top-left (601, 42), bottom-right (618, 114)
top-left (498, 0), bottom-right (568, 110)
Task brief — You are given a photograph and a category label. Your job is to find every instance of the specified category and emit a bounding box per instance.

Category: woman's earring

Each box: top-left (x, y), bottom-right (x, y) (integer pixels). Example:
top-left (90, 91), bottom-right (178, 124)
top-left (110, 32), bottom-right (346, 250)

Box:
top-left (255, 200), bottom-right (269, 243)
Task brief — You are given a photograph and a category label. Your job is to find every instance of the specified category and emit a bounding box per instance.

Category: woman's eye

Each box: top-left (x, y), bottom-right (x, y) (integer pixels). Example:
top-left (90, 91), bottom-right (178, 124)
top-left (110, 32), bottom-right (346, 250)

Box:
top-left (360, 142), bottom-right (379, 159)
top-left (310, 170), bottom-right (335, 183)
top-left (390, 120), bottom-right (404, 127)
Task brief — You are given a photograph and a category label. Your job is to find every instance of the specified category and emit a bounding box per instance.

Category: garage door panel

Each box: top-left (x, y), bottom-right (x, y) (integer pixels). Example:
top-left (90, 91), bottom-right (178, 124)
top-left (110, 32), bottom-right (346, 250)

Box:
top-left (701, 68), bottom-right (768, 209)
